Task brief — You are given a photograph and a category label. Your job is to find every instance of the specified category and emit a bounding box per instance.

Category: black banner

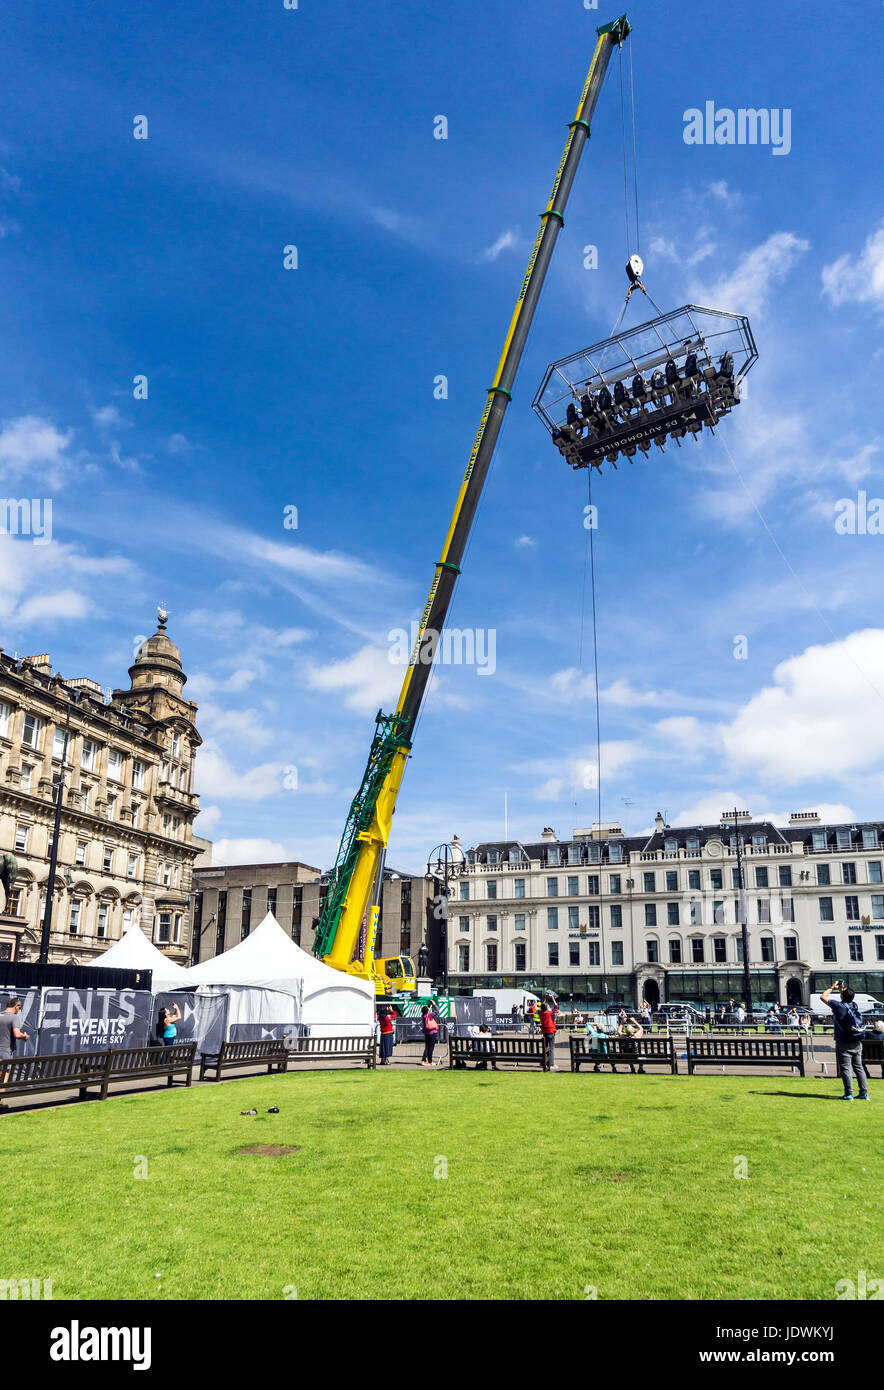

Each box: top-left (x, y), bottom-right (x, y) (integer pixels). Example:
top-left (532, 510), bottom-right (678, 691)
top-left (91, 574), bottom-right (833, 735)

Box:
top-left (36, 988), bottom-right (153, 1054)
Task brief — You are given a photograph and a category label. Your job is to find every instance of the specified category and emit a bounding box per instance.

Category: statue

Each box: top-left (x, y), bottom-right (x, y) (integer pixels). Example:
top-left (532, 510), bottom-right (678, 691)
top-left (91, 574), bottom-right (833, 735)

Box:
top-left (0, 853), bottom-right (18, 912)
top-left (417, 941), bottom-right (429, 976)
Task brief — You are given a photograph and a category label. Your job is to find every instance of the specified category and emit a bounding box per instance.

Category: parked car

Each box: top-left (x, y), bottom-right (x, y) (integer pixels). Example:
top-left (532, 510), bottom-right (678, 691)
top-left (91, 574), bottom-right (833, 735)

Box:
top-left (659, 1002), bottom-right (706, 1025)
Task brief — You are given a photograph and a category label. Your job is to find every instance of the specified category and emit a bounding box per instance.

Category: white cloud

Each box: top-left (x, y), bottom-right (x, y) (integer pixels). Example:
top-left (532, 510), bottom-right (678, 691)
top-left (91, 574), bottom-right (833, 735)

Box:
top-left (209, 837), bottom-right (293, 865)
top-left (196, 701), bottom-right (276, 750)
top-left (0, 416), bottom-right (72, 488)
top-left (822, 220), bottom-right (884, 312)
top-left (194, 805), bottom-right (222, 834)
top-left (601, 679), bottom-right (661, 708)
top-left (706, 179), bottom-right (740, 208)
top-left (92, 405), bottom-right (130, 430)
top-left (550, 668), bottom-right (595, 701)
top-left (165, 433), bottom-right (192, 454)
top-left (481, 228), bottom-right (519, 262)
top-left (16, 590), bottom-right (91, 624)
top-left (307, 644), bottom-right (402, 714)
top-left (515, 535), bottom-right (537, 549)
top-left (194, 742), bottom-right (283, 801)
top-left (689, 231), bottom-right (809, 317)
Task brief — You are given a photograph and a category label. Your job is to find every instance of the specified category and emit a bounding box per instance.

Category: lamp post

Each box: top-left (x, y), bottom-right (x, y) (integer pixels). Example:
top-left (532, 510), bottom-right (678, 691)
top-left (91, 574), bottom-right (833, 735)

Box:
top-left (725, 809), bottom-right (752, 1017)
top-left (426, 843), bottom-right (462, 997)
top-left (39, 692), bottom-right (78, 966)
top-left (626, 877), bottom-right (636, 1005)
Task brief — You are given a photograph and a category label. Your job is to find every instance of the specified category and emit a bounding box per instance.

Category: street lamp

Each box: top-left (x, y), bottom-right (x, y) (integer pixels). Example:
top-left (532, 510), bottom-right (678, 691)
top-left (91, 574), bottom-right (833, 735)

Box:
top-left (39, 689), bottom-right (81, 966)
top-left (426, 842), bottom-right (462, 997)
top-left (723, 809), bottom-right (752, 1016)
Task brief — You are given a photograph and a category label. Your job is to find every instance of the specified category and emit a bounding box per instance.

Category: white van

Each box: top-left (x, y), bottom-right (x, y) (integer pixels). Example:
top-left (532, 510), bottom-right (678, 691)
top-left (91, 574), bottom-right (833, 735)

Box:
top-left (810, 991), bottom-right (883, 1017)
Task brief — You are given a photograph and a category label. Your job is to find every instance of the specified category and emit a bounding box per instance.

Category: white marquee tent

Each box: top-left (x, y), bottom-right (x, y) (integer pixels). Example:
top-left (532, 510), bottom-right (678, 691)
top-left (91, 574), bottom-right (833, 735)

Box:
top-left (90, 921), bottom-right (192, 993)
top-left (185, 911), bottom-right (375, 1037)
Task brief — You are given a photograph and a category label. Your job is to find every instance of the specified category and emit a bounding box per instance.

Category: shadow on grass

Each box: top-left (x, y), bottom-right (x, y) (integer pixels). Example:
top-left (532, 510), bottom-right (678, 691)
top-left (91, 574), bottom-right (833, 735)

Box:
top-left (748, 1090), bottom-right (844, 1100)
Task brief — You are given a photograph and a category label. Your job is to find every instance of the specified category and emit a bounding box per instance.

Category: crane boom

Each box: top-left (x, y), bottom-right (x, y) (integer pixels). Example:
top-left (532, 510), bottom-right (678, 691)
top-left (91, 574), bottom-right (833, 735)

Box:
top-left (314, 15), bottom-right (632, 988)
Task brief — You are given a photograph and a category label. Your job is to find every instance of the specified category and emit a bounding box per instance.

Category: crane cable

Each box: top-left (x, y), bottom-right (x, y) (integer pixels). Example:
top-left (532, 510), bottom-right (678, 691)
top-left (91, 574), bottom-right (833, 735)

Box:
top-left (577, 467), bottom-right (604, 829)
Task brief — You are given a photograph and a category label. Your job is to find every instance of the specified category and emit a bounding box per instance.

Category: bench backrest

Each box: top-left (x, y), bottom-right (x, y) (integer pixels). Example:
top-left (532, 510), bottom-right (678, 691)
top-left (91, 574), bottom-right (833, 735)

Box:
top-left (218, 1039), bottom-right (288, 1061)
top-left (286, 1035), bottom-right (374, 1055)
top-left (451, 1035), bottom-right (542, 1055)
top-left (107, 1043), bottom-right (196, 1075)
top-left (3, 1050), bottom-right (108, 1086)
top-left (688, 1037), bottom-right (802, 1060)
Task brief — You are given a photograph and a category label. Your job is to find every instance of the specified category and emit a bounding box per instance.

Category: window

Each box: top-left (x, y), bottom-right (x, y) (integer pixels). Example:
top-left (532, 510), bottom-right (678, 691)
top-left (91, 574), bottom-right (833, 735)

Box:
top-left (609, 873), bottom-right (621, 894)
top-left (836, 829), bottom-right (851, 849)
top-left (610, 904), bottom-right (622, 928)
top-left (846, 895), bottom-right (860, 921)
top-left (688, 870), bottom-right (701, 891)
top-left (643, 872), bottom-right (656, 893)
top-left (872, 895), bottom-right (884, 920)
top-left (819, 897), bottom-right (834, 922)
top-left (645, 903), bottom-right (657, 927)
top-left (548, 942), bottom-right (559, 967)
top-left (486, 943), bottom-right (498, 971)
top-left (822, 936), bottom-right (836, 962)
top-left (21, 713), bottom-right (42, 748)
top-left (713, 936), bottom-right (727, 963)
top-left (514, 913), bottom-right (526, 931)
top-left (842, 862), bottom-right (857, 885)
top-left (547, 847), bottom-right (560, 867)
top-left (587, 941), bottom-right (600, 966)
top-left (458, 944), bottom-right (470, 972)
top-left (780, 897), bottom-right (795, 922)
top-left (588, 904), bottom-right (600, 930)
top-left (76, 841), bottom-right (87, 867)
top-left (608, 843), bottom-right (623, 864)
top-left (14, 824), bottom-right (28, 852)
top-left (668, 938), bottom-right (682, 963)
top-left (103, 847), bottom-right (113, 873)
top-left (752, 834), bottom-right (767, 848)
top-left (0, 702), bottom-right (10, 736)
top-left (870, 862), bottom-right (883, 884)
top-left (691, 938), bottom-right (705, 963)
top-left (171, 731), bottom-right (181, 758)
top-left (689, 901), bottom-right (701, 927)
top-left (784, 936), bottom-right (798, 961)
top-left (755, 866), bottom-right (768, 889)
top-left (509, 848), bottom-right (523, 864)
top-left (849, 936), bottom-right (863, 962)
top-left (487, 850), bottom-right (499, 865)
top-left (547, 907), bottom-right (558, 930)
top-left (513, 878), bottom-right (525, 899)
top-left (569, 942), bottom-right (580, 966)
top-left (817, 864), bottom-right (831, 886)
top-left (710, 869), bottom-right (723, 891)
top-left (568, 906), bottom-right (579, 930)
top-left (667, 902), bottom-right (679, 926)
top-left (731, 867), bottom-right (741, 890)
top-left (267, 888), bottom-right (277, 918)
top-left (876, 935), bottom-right (884, 961)
top-left (757, 899), bottom-right (771, 924)
top-left (20, 764), bottom-right (33, 792)
top-left (665, 870), bottom-right (678, 892)
top-left (107, 749), bottom-right (123, 781)
top-left (664, 837), bottom-right (677, 854)
top-left (487, 881), bottom-right (497, 900)
top-left (646, 938), bottom-right (659, 964)
top-left (52, 728), bottom-right (67, 759)
top-left (567, 844), bottom-right (582, 866)
top-left (127, 854), bottom-right (137, 879)
top-left (687, 836), bottom-right (700, 853)
top-left (546, 877), bottom-right (559, 897)
top-left (779, 865), bottom-right (792, 887)
top-left (69, 899), bottom-right (82, 933)
top-left (567, 876), bottom-right (579, 897)
top-left (106, 794), bottom-right (117, 822)
top-left (458, 915), bottom-right (469, 932)
top-left (81, 740), bottom-right (96, 772)
top-left (760, 936), bottom-right (774, 963)
top-left (459, 881), bottom-right (469, 900)
top-left (486, 915), bottom-right (498, 932)
top-left (587, 875), bottom-right (599, 895)
top-left (157, 912), bottom-right (172, 945)
top-left (515, 942), bottom-right (526, 971)
top-left (132, 761), bottom-right (145, 791)
top-left (611, 940), bottom-right (624, 966)
top-left (131, 805), bottom-right (140, 830)
top-left (241, 889), bottom-right (252, 940)
top-left (735, 937), bottom-right (744, 963)
top-left (160, 760), bottom-right (169, 783)
top-left (97, 903), bottom-right (109, 939)
top-left (712, 900), bottom-right (724, 925)
top-left (160, 863), bottom-right (172, 887)
top-left (862, 829), bottom-right (878, 850)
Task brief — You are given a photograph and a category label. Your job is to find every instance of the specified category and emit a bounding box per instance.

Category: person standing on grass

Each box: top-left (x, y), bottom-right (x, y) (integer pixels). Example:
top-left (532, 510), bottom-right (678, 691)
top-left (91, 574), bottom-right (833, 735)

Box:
top-left (820, 981), bottom-right (869, 1102)
top-left (526, 1000), bottom-right (537, 1037)
top-left (378, 1008), bottom-right (395, 1065)
top-left (420, 1003), bottom-right (439, 1067)
top-left (540, 1000), bottom-right (557, 1070)
top-left (0, 997), bottom-right (28, 1107)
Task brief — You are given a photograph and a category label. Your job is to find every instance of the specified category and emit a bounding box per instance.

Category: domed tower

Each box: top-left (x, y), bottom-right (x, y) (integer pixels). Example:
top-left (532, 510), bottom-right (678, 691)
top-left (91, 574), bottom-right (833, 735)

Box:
top-left (116, 607), bottom-right (198, 729)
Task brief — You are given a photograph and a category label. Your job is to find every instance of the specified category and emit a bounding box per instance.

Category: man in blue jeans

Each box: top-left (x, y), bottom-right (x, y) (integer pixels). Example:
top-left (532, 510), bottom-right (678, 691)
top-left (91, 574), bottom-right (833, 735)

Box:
top-left (820, 981), bottom-right (869, 1101)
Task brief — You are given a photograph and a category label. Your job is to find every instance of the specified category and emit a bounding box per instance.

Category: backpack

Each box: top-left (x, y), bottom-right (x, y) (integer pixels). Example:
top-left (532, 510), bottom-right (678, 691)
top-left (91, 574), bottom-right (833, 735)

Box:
top-left (841, 1002), bottom-right (865, 1041)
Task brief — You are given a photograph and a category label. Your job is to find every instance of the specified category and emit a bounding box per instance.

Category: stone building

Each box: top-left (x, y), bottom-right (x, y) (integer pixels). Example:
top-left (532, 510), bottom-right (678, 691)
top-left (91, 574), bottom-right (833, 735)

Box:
top-left (447, 811), bottom-right (884, 1008)
top-left (0, 612), bottom-right (201, 966)
top-left (191, 859), bottom-right (438, 968)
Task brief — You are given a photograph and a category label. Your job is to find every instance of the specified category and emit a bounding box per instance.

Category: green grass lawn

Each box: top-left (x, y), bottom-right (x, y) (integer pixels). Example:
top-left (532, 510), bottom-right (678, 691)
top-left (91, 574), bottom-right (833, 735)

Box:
top-left (2, 1070), bottom-right (881, 1301)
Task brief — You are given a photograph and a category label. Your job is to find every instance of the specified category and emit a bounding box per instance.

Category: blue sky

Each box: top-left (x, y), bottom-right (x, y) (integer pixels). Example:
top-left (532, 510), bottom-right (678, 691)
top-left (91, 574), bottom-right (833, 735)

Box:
top-left (2, 0), bottom-right (883, 872)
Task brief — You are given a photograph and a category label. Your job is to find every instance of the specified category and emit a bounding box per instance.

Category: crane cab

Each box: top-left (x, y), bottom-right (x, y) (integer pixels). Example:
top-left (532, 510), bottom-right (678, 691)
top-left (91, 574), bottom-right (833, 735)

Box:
top-left (376, 956), bottom-right (416, 996)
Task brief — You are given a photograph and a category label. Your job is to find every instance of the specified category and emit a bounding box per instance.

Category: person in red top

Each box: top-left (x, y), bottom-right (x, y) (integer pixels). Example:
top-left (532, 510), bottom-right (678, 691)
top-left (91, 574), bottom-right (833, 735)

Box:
top-left (539, 1002), bottom-right (557, 1070)
top-left (378, 1008), bottom-right (395, 1065)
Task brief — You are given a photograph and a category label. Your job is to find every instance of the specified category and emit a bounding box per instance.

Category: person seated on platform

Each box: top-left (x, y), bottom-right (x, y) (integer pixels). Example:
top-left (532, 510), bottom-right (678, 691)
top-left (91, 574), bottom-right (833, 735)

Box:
top-left (586, 1016), bottom-right (610, 1072)
top-left (617, 1015), bottom-right (646, 1074)
top-left (474, 1023), bottom-right (498, 1070)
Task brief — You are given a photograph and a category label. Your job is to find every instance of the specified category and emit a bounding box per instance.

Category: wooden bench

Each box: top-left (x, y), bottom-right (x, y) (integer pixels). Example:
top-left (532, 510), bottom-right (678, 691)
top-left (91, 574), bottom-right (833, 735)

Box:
top-left (861, 1037), bottom-right (884, 1077)
top-left (105, 1043), bottom-right (195, 1096)
top-left (199, 1038), bottom-right (290, 1082)
top-left (449, 1035), bottom-right (548, 1070)
top-left (687, 1036), bottom-right (805, 1076)
top-left (569, 1034), bottom-right (677, 1074)
top-left (0, 1042), bottom-right (197, 1107)
top-left (284, 1035), bottom-right (376, 1069)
